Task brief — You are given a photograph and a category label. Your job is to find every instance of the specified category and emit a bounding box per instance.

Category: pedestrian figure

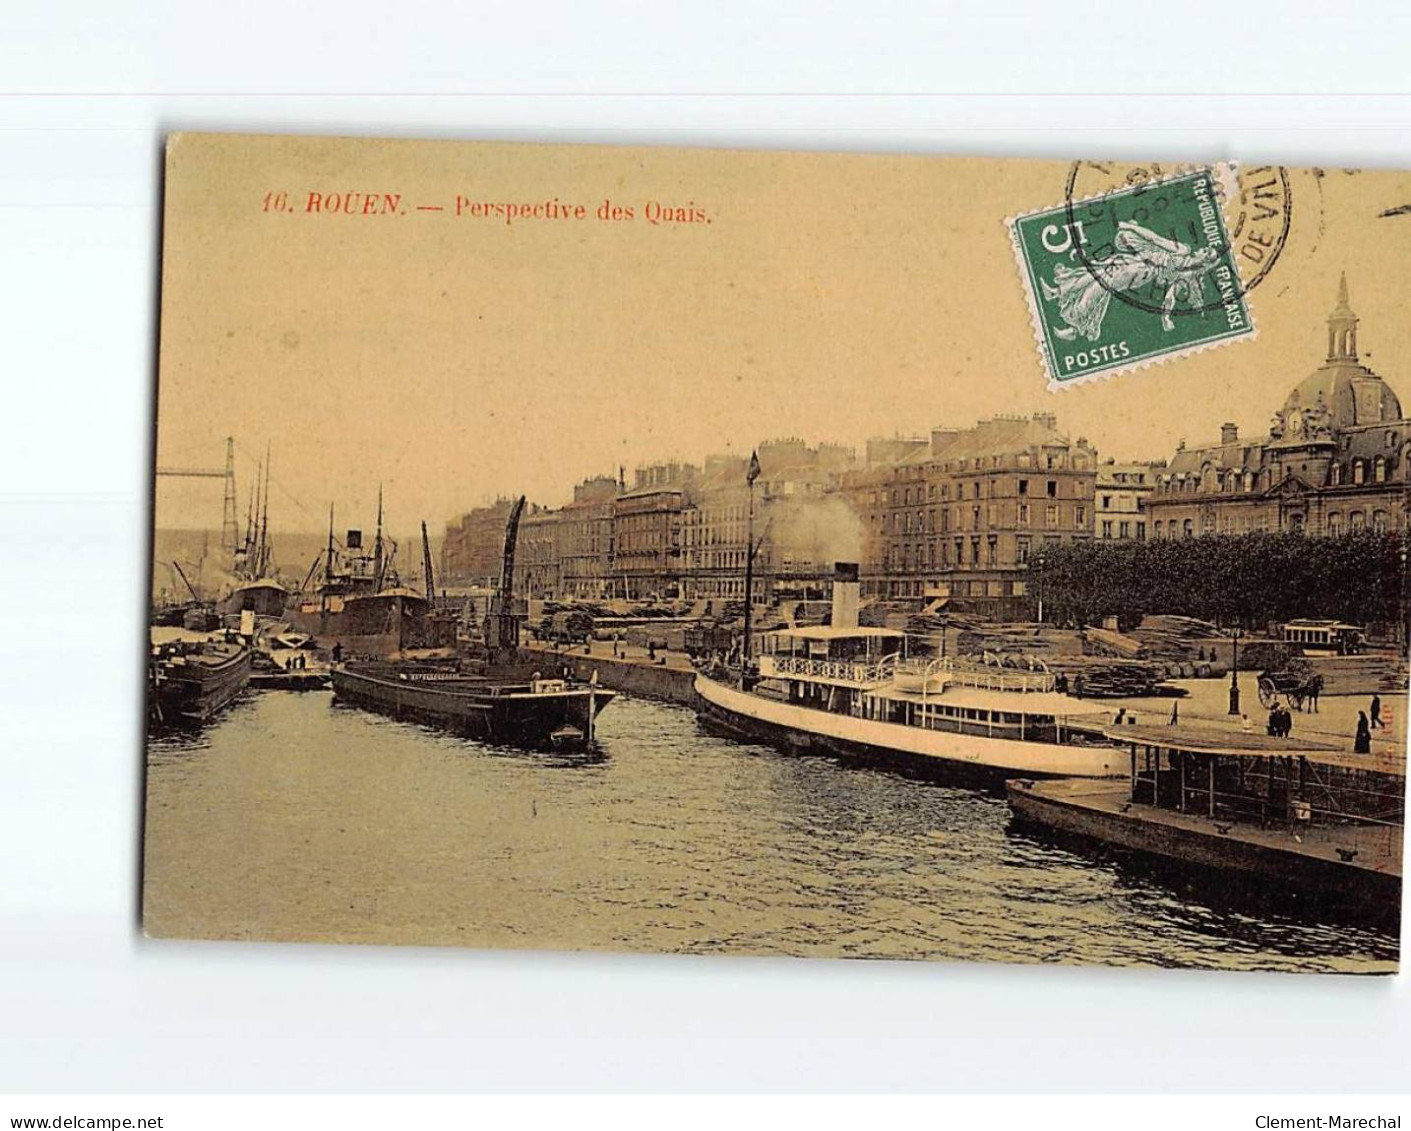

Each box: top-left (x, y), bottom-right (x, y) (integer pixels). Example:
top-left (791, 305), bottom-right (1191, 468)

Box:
top-left (1169, 700), bottom-right (1179, 726)
top-left (1240, 713), bottom-right (1252, 734)
top-left (1114, 707), bottom-right (1127, 726)
top-left (1371, 694), bottom-right (1384, 728)
top-left (648, 642), bottom-right (656, 662)
top-left (1355, 711), bottom-right (1372, 754)
top-left (1307, 674), bottom-right (1321, 713)
top-left (1280, 705), bottom-right (1293, 739)
top-left (1267, 704), bottom-right (1280, 736)
top-left (331, 642), bottom-right (343, 663)
top-left (1073, 674), bottom-right (1084, 699)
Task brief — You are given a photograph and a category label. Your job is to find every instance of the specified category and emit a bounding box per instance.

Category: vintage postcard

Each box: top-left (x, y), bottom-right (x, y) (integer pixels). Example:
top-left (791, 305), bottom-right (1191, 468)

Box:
top-left (146, 134), bottom-right (1409, 972)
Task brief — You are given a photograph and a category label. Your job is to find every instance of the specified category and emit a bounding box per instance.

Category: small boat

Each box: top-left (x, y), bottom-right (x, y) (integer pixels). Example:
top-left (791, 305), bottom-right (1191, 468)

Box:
top-left (150, 634), bottom-right (252, 727)
top-left (549, 724), bottom-right (586, 750)
top-left (272, 632), bottom-right (313, 650)
top-left (330, 661), bottom-right (615, 750)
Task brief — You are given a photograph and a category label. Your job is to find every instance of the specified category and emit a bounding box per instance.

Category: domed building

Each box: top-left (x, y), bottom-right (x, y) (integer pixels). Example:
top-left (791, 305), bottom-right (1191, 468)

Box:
top-left (1147, 274), bottom-right (1409, 538)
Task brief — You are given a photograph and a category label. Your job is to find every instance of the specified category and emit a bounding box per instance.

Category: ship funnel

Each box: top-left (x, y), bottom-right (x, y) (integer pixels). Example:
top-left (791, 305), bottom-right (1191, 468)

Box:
top-left (831, 562), bottom-right (860, 629)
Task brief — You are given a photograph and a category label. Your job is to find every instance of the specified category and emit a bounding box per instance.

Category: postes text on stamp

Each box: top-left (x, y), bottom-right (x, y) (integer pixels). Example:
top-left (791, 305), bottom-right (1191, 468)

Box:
top-left (1008, 166), bottom-right (1256, 388)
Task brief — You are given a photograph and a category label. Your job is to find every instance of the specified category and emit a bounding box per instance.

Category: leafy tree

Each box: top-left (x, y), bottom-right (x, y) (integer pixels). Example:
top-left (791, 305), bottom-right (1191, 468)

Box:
top-left (1032, 530), bottom-right (1406, 632)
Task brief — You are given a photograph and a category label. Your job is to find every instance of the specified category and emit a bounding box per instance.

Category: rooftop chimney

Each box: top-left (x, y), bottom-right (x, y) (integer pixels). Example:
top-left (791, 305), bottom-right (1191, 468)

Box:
top-left (1221, 422), bottom-right (1239, 445)
top-left (831, 562), bottom-right (860, 630)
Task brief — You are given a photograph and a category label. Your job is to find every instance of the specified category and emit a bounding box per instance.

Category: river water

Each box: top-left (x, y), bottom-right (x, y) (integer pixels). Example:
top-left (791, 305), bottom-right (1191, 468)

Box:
top-left (143, 690), bottom-right (1399, 972)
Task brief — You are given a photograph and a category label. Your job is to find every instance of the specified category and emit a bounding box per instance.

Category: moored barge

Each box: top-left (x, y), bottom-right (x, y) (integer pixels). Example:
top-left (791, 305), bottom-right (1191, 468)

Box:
top-left (331, 661), bottom-right (615, 750)
top-left (150, 636), bottom-right (252, 726)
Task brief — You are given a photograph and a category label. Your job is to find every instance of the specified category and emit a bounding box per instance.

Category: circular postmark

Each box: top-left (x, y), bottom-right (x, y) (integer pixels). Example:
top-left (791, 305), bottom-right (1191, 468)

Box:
top-left (1060, 160), bottom-right (1291, 321)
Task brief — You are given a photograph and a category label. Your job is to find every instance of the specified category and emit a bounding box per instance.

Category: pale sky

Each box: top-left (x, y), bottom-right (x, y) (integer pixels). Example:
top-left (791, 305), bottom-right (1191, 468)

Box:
top-left (155, 136), bottom-right (1411, 535)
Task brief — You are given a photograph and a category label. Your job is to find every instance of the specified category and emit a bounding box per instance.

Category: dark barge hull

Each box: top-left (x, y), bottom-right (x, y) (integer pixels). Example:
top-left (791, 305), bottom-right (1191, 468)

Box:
top-left (152, 648), bottom-right (252, 726)
top-left (331, 665), bottom-right (615, 749)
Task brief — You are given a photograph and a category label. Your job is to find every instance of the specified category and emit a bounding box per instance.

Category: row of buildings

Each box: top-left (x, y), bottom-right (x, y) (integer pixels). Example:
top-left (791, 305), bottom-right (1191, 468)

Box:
top-left (441, 277), bottom-right (1408, 620)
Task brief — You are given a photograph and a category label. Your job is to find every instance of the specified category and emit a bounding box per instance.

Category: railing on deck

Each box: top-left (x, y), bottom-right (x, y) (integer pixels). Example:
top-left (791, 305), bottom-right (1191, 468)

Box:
top-left (894, 657), bottom-right (1056, 694)
top-left (760, 653), bottom-right (897, 685)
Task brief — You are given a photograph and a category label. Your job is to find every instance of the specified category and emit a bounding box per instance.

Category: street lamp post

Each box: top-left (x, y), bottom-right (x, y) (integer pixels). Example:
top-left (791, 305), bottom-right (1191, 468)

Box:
top-left (741, 450), bottom-right (761, 690)
top-left (1228, 625), bottom-right (1241, 715)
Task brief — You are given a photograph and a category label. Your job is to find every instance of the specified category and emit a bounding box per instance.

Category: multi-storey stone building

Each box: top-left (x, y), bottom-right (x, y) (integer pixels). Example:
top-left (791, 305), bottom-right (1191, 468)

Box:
top-left (441, 497), bottom-right (519, 586)
top-left (840, 413), bottom-right (1097, 618)
top-left (1146, 277), bottom-right (1408, 538)
top-left (558, 475), bottom-right (619, 599)
top-left (680, 441), bottom-right (858, 604)
top-left (1095, 460), bottom-right (1162, 540)
top-left (514, 504), bottom-right (564, 598)
top-left (608, 461), bottom-right (699, 600)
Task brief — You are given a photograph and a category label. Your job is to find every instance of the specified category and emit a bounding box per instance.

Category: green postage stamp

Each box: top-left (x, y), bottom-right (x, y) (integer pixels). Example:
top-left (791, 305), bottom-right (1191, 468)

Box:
top-left (1008, 165), bottom-right (1256, 389)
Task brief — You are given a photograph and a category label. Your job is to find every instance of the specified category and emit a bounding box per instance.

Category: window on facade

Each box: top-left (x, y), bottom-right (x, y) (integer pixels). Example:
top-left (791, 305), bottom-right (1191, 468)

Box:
top-left (1119, 521), bottom-right (1130, 538)
top-left (1353, 461), bottom-right (1365, 485)
top-left (1327, 512), bottom-right (1343, 536)
top-left (1046, 480), bottom-right (1057, 497)
top-left (1374, 510), bottom-right (1389, 533)
top-left (1046, 505), bottom-right (1059, 528)
top-left (1375, 457), bottom-right (1387, 483)
top-left (1018, 479), bottom-right (1029, 495)
top-left (1101, 520), bottom-right (1113, 538)
top-left (1018, 503), bottom-right (1030, 526)
top-left (1182, 519), bottom-right (1194, 537)
top-left (1351, 511), bottom-right (1366, 530)
top-left (1075, 505), bottom-right (1086, 526)
top-left (1102, 495), bottom-right (1111, 509)
top-left (1016, 537), bottom-right (1031, 564)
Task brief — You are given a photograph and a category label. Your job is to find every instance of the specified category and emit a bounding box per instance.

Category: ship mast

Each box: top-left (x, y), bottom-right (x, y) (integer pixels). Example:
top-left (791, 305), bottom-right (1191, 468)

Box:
top-left (373, 484), bottom-right (385, 591)
top-left (257, 443), bottom-right (271, 578)
top-left (322, 504), bottom-right (334, 614)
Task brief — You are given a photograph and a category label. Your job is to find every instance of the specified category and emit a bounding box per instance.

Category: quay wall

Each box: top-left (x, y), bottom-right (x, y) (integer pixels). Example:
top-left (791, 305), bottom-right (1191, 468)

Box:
top-left (526, 645), bottom-right (699, 707)
top-left (1007, 781), bottom-right (1402, 905)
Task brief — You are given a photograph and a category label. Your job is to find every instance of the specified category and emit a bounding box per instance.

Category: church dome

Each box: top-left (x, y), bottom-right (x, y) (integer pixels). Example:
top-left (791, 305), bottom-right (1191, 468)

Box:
top-left (1280, 274), bottom-right (1402, 431)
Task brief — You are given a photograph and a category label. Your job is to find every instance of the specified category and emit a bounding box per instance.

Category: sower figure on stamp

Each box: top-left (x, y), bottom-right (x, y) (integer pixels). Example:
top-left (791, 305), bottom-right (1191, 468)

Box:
top-left (1041, 221), bottom-right (1221, 341)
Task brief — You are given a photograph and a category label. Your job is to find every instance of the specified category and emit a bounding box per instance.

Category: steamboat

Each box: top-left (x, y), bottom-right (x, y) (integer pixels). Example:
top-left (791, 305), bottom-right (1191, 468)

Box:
top-left (330, 496), bottom-right (617, 751)
top-left (695, 563), bottom-right (1128, 779)
top-left (287, 495), bottom-right (454, 658)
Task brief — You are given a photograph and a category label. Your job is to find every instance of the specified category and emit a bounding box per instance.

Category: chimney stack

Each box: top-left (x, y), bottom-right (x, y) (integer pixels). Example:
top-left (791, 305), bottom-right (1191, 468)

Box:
top-left (1221, 422), bottom-right (1239, 445)
top-left (831, 562), bottom-right (860, 630)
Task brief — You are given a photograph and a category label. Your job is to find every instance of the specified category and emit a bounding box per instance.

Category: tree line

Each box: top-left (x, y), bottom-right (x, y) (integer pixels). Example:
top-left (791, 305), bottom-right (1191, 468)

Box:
top-left (1032, 530), bottom-right (1408, 632)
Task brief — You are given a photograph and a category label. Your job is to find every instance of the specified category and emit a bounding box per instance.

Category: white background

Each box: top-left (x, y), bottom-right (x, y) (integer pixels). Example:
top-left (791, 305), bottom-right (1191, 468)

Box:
top-left (3, 1), bottom-right (1411, 1095)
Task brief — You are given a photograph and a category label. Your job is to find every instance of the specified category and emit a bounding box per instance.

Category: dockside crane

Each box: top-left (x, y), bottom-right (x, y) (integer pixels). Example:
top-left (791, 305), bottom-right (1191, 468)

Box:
top-left (483, 495), bottom-right (526, 661)
top-left (421, 520), bottom-right (437, 603)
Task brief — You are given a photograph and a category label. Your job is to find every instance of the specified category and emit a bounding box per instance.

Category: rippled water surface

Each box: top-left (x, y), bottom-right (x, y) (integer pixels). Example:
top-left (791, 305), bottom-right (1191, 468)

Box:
top-left (143, 690), bottom-right (1399, 972)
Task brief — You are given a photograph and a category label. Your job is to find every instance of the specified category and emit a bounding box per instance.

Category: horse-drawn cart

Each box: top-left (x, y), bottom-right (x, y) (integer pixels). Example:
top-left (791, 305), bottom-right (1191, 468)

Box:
top-left (1257, 658), bottom-right (1321, 711)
